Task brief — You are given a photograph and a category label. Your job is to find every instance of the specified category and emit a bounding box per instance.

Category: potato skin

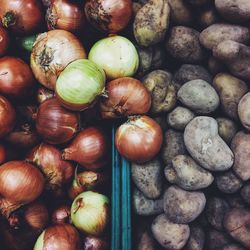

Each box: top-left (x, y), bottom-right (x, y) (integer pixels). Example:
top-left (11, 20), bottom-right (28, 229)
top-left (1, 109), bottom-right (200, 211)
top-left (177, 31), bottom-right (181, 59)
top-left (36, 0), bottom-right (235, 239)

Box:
top-left (216, 118), bottom-right (238, 144)
top-left (238, 93), bottom-right (250, 131)
top-left (241, 184), bottom-right (250, 204)
top-left (197, 7), bottom-right (219, 28)
top-left (207, 230), bottom-right (232, 250)
top-left (222, 244), bottom-right (246, 250)
top-left (185, 224), bottom-right (205, 250)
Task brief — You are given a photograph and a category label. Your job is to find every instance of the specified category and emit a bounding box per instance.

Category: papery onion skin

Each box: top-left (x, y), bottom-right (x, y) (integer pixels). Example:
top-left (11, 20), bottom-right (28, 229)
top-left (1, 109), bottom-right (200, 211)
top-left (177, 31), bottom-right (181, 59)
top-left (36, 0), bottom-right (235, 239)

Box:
top-left (0, 161), bottom-right (45, 217)
top-left (84, 236), bottom-right (109, 250)
top-left (0, 0), bottom-right (44, 35)
top-left (0, 57), bottom-right (36, 100)
top-left (46, 0), bottom-right (85, 33)
top-left (31, 30), bottom-right (87, 90)
top-left (68, 179), bottom-right (86, 200)
top-left (26, 143), bottom-right (74, 191)
top-left (84, 0), bottom-right (132, 33)
top-left (62, 127), bottom-right (109, 170)
top-left (0, 26), bottom-right (9, 57)
top-left (0, 95), bottom-right (16, 138)
top-left (71, 191), bottom-right (109, 236)
top-left (115, 115), bottom-right (163, 163)
top-left (52, 205), bottom-right (70, 225)
top-left (89, 35), bottom-right (139, 80)
top-left (56, 59), bottom-right (106, 111)
top-left (100, 77), bottom-right (151, 118)
top-left (37, 86), bottom-right (54, 104)
top-left (36, 98), bottom-right (79, 144)
top-left (34, 224), bottom-right (80, 250)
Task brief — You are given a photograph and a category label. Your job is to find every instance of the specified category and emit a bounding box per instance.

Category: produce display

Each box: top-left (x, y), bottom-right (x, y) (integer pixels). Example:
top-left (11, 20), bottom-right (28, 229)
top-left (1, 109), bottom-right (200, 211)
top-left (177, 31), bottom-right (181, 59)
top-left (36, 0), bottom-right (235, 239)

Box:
top-left (0, 0), bottom-right (250, 250)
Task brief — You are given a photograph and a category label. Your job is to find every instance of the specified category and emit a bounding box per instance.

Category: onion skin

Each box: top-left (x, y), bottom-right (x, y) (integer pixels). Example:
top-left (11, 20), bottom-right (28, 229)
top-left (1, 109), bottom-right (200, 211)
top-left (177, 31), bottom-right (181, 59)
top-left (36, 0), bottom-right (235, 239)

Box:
top-left (115, 115), bottom-right (163, 163)
top-left (0, 26), bottom-right (9, 57)
top-left (62, 127), bottom-right (109, 170)
top-left (27, 143), bottom-right (74, 191)
top-left (36, 98), bottom-right (79, 144)
top-left (0, 0), bottom-right (44, 35)
top-left (46, 0), bottom-right (85, 33)
top-left (0, 161), bottom-right (45, 217)
top-left (0, 95), bottom-right (16, 138)
top-left (83, 236), bottom-right (109, 250)
top-left (84, 0), bottom-right (132, 33)
top-left (37, 86), bottom-right (54, 104)
top-left (34, 224), bottom-right (80, 250)
top-left (52, 205), bottom-right (70, 225)
top-left (100, 77), bottom-right (151, 118)
top-left (0, 144), bottom-right (7, 164)
top-left (17, 105), bottom-right (38, 123)
top-left (0, 57), bottom-right (36, 100)
top-left (31, 30), bottom-right (87, 90)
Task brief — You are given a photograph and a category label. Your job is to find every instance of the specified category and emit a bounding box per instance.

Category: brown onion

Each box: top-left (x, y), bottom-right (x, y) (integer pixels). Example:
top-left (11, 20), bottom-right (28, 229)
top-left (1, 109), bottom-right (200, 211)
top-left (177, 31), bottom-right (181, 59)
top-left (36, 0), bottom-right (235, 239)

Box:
top-left (46, 0), bottom-right (85, 33)
top-left (0, 0), bottom-right (44, 35)
top-left (100, 77), bottom-right (151, 119)
top-left (0, 57), bottom-right (36, 100)
top-left (84, 0), bottom-right (132, 33)
top-left (0, 161), bottom-right (45, 217)
top-left (34, 224), bottom-right (80, 250)
top-left (31, 30), bottom-right (87, 90)
top-left (0, 26), bottom-right (9, 57)
top-left (0, 144), bottom-right (7, 164)
top-left (52, 205), bottom-right (70, 225)
top-left (17, 105), bottom-right (38, 122)
top-left (115, 115), bottom-right (163, 163)
top-left (36, 98), bottom-right (79, 144)
top-left (83, 236), bottom-right (109, 250)
top-left (37, 86), bottom-right (54, 104)
top-left (0, 95), bottom-right (16, 138)
top-left (27, 143), bottom-right (74, 191)
top-left (5, 123), bottom-right (40, 149)
top-left (62, 127), bottom-right (109, 170)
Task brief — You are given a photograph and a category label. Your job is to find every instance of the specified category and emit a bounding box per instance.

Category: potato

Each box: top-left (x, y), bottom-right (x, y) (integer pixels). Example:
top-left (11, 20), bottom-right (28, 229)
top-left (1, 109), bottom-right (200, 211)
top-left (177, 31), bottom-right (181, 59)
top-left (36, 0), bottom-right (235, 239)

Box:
top-left (133, 188), bottom-right (163, 216)
top-left (224, 208), bottom-right (250, 248)
top-left (151, 213), bottom-right (190, 249)
top-left (197, 7), bottom-right (219, 28)
top-left (133, 0), bottom-right (170, 47)
top-left (185, 224), bottom-right (205, 250)
top-left (167, 106), bottom-right (195, 130)
top-left (241, 184), bottom-right (250, 205)
top-left (206, 197), bottom-right (230, 231)
top-left (166, 26), bottom-right (206, 63)
top-left (216, 118), bottom-right (238, 144)
top-left (184, 116), bottom-right (234, 171)
top-left (177, 79), bottom-right (219, 114)
top-left (213, 40), bottom-right (250, 80)
top-left (172, 64), bottom-right (212, 89)
top-left (185, 0), bottom-right (208, 5)
top-left (131, 159), bottom-right (163, 199)
top-left (199, 24), bottom-right (249, 50)
top-left (238, 93), bottom-right (250, 130)
top-left (213, 73), bottom-right (248, 120)
top-left (163, 185), bottom-right (206, 224)
top-left (142, 70), bottom-right (177, 114)
top-left (225, 195), bottom-right (246, 209)
top-left (167, 0), bottom-right (192, 25)
top-left (137, 229), bottom-right (156, 250)
top-left (161, 129), bottom-right (186, 165)
top-left (208, 56), bottom-right (226, 75)
top-left (231, 131), bottom-right (250, 181)
top-left (207, 230), bottom-right (232, 250)
top-left (223, 244), bottom-right (246, 250)
top-left (165, 155), bottom-right (214, 190)
top-left (215, 171), bottom-right (243, 194)
top-left (215, 0), bottom-right (250, 23)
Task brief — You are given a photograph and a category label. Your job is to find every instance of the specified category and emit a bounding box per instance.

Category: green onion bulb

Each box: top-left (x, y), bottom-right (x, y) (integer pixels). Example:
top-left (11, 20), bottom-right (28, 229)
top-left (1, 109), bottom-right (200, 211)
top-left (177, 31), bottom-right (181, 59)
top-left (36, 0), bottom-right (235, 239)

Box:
top-left (56, 59), bottom-right (106, 111)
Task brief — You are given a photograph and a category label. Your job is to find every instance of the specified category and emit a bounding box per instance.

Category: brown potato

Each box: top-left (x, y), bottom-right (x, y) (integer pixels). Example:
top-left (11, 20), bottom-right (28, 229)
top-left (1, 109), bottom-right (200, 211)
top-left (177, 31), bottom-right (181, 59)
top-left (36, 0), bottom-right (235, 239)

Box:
top-left (216, 118), bottom-right (238, 144)
top-left (185, 224), bottom-right (205, 250)
top-left (238, 93), bottom-right (250, 130)
top-left (197, 7), bottom-right (219, 28)
top-left (208, 56), bottom-right (226, 75)
top-left (241, 184), bottom-right (250, 205)
top-left (207, 230), bottom-right (232, 250)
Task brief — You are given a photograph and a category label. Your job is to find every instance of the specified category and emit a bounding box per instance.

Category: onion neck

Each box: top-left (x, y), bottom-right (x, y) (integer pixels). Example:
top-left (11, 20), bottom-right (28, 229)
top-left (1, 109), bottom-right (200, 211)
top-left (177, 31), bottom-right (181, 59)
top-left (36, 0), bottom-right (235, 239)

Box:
top-left (2, 12), bottom-right (16, 28)
top-left (62, 148), bottom-right (76, 161)
top-left (0, 197), bottom-right (21, 218)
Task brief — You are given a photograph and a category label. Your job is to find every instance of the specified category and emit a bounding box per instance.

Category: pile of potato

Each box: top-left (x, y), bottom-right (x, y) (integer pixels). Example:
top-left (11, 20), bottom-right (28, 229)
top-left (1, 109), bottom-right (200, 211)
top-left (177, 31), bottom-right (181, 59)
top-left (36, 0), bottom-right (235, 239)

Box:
top-left (132, 0), bottom-right (250, 249)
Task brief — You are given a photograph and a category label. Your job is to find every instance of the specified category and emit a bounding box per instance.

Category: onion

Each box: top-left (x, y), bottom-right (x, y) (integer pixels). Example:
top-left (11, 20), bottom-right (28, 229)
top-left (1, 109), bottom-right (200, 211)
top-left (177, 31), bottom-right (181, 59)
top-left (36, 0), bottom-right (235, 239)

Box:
top-left (46, 0), bottom-right (85, 33)
top-left (42, 0), bottom-right (52, 8)
top-left (71, 191), bottom-right (109, 236)
top-left (36, 98), bottom-right (79, 144)
top-left (5, 123), bottom-right (40, 149)
top-left (0, 26), bottom-right (9, 57)
top-left (62, 127), bottom-right (109, 170)
top-left (26, 143), bottom-right (74, 191)
top-left (0, 57), bottom-right (36, 100)
top-left (31, 30), bottom-right (87, 90)
top-left (16, 105), bottom-right (38, 123)
top-left (37, 86), bottom-right (54, 104)
top-left (100, 77), bottom-right (151, 118)
top-left (18, 34), bottom-right (37, 53)
top-left (52, 205), bottom-right (70, 225)
top-left (115, 115), bottom-right (163, 163)
top-left (0, 95), bottom-right (16, 138)
top-left (0, 0), bottom-right (44, 35)
top-left (34, 224), bottom-right (80, 250)
top-left (84, 0), bottom-right (132, 33)
top-left (68, 179), bottom-right (85, 200)
top-left (83, 236), bottom-right (109, 250)
top-left (56, 59), bottom-right (106, 111)
top-left (89, 35), bottom-right (139, 80)
top-left (0, 144), bottom-right (7, 164)
top-left (0, 161), bottom-right (45, 217)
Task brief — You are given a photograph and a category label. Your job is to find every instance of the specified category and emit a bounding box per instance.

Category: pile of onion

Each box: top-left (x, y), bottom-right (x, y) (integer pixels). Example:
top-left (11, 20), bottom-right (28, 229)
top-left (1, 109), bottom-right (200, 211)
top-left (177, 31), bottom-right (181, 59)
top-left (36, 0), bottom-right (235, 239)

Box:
top-left (0, 26), bottom-right (9, 56)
